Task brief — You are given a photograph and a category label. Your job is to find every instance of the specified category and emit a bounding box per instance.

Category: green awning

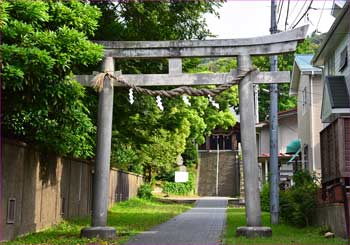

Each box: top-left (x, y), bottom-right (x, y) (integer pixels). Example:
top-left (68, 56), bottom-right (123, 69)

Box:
top-left (286, 139), bottom-right (301, 154)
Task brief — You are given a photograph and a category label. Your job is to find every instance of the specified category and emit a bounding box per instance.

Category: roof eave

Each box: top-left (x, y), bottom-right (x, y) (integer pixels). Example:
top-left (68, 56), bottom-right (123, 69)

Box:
top-left (312, 2), bottom-right (350, 66)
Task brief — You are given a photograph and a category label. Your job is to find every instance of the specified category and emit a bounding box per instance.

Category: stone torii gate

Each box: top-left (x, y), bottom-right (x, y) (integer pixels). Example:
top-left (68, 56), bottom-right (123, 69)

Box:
top-left (76, 25), bottom-right (308, 239)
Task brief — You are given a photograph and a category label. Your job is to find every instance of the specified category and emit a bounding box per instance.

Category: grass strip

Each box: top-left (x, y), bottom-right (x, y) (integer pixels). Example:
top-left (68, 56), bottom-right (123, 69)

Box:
top-left (225, 207), bottom-right (347, 244)
top-left (6, 198), bottom-right (192, 245)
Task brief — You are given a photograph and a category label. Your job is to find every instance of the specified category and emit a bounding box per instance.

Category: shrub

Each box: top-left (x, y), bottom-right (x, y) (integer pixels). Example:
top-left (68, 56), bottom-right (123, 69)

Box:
top-left (162, 173), bottom-right (195, 195)
top-left (280, 170), bottom-right (318, 227)
top-left (260, 170), bottom-right (318, 227)
top-left (137, 183), bottom-right (153, 199)
top-left (260, 183), bottom-right (270, 212)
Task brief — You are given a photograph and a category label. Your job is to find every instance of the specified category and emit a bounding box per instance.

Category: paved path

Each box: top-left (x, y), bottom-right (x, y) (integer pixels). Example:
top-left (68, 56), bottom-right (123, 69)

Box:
top-left (125, 197), bottom-right (228, 245)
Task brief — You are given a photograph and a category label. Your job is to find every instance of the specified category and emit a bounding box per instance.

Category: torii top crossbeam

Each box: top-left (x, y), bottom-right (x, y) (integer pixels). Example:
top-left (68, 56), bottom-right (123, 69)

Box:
top-left (95, 25), bottom-right (308, 58)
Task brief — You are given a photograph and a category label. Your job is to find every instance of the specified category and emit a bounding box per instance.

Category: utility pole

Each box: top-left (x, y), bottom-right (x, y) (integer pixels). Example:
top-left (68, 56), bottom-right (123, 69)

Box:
top-left (270, 0), bottom-right (279, 224)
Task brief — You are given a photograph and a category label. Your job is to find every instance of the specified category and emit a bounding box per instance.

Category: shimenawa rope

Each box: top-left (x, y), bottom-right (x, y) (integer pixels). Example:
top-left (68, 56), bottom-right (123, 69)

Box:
top-left (91, 68), bottom-right (256, 97)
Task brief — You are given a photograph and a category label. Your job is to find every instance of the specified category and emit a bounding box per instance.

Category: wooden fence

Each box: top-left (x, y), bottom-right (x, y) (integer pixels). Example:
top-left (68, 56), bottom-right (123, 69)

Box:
top-left (1, 139), bottom-right (143, 241)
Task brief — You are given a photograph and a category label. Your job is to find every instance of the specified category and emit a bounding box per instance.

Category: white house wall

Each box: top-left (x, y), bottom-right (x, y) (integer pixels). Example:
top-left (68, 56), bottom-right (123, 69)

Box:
top-left (259, 113), bottom-right (298, 155)
top-left (297, 74), bottom-right (323, 174)
top-left (311, 75), bottom-right (323, 174)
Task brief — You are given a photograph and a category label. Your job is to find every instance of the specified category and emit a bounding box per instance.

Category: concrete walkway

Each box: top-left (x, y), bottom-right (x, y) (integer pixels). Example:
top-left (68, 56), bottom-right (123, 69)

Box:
top-left (125, 197), bottom-right (228, 245)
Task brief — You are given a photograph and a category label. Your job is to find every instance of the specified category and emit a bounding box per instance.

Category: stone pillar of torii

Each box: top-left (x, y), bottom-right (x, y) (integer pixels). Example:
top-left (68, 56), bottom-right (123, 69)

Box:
top-left (77, 25), bottom-right (308, 239)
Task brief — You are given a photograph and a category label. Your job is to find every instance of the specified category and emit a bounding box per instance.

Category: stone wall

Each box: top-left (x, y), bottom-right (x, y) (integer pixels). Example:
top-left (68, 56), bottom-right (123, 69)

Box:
top-left (198, 151), bottom-right (240, 196)
top-left (1, 139), bottom-right (143, 241)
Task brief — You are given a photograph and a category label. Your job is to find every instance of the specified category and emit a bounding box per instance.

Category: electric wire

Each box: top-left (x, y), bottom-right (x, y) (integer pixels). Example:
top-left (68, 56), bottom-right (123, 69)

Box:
top-left (292, 0), bottom-right (314, 29)
top-left (315, 0), bottom-right (327, 33)
top-left (284, 0), bottom-right (290, 31)
top-left (289, 0), bottom-right (300, 22)
top-left (277, 0), bottom-right (284, 25)
top-left (289, 0), bottom-right (308, 29)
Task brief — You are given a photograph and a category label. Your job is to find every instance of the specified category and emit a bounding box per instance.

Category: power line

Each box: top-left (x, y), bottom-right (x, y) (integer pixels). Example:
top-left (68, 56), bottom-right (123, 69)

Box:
top-left (289, 0), bottom-right (308, 29)
top-left (284, 0), bottom-right (290, 31)
top-left (315, 0), bottom-right (327, 33)
top-left (289, 0), bottom-right (300, 20)
top-left (292, 0), bottom-right (314, 29)
top-left (277, 0), bottom-right (284, 25)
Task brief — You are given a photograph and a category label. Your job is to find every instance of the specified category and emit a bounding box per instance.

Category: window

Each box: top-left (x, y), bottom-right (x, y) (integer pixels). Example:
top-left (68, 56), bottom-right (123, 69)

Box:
top-left (224, 136), bottom-right (232, 150)
top-left (339, 46), bottom-right (348, 72)
top-left (210, 135), bottom-right (218, 150)
top-left (302, 87), bottom-right (307, 114)
top-left (7, 198), bottom-right (16, 224)
top-left (209, 135), bottom-right (232, 150)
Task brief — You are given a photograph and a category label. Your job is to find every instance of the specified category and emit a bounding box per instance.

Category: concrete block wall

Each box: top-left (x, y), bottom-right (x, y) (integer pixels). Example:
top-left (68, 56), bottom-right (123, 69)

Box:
top-left (313, 203), bottom-right (347, 238)
top-left (1, 139), bottom-right (143, 241)
top-left (198, 151), bottom-right (240, 197)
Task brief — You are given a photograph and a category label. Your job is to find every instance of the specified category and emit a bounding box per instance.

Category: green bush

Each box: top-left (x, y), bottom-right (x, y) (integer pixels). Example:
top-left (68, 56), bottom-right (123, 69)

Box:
top-left (260, 183), bottom-right (270, 212)
top-left (260, 170), bottom-right (318, 227)
top-left (137, 183), bottom-right (153, 199)
top-left (162, 173), bottom-right (195, 195)
top-left (280, 170), bottom-right (318, 227)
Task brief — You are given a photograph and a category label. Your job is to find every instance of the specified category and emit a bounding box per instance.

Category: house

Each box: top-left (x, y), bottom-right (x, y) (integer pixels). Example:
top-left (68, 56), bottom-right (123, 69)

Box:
top-left (256, 109), bottom-right (298, 188)
top-left (312, 0), bottom-right (350, 183)
top-left (311, 1), bottom-right (350, 239)
top-left (290, 54), bottom-right (323, 175)
top-left (313, 1), bottom-right (350, 97)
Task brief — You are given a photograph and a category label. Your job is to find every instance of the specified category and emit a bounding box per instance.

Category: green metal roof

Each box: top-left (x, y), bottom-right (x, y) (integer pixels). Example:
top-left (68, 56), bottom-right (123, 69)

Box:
top-left (286, 139), bottom-right (301, 154)
top-left (295, 54), bottom-right (322, 73)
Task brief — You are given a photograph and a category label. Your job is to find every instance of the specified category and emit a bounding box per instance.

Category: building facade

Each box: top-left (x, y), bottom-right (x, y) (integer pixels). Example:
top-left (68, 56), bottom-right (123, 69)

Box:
top-left (290, 54), bottom-right (323, 175)
top-left (256, 109), bottom-right (298, 188)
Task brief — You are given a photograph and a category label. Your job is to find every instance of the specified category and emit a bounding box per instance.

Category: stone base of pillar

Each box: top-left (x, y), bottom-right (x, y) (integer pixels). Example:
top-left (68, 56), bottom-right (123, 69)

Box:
top-left (80, 226), bottom-right (116, 239)
top-left (236, 226), bottom-right (272, 238)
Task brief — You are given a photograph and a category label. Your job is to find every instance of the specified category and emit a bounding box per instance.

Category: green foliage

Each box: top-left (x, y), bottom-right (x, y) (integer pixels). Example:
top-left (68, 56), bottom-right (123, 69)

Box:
top-left (2, 0), bottom-right (103, 158)
top-left (91, 1), bottom-right (237, 180)
top-left (92, 1), bottom-right (222, 41)
top-left (255, 36), bottom-right (323, 121)
top-left (260, 183), bottom-right (270, 212)
top-left (137, 183), bottom-right (153, 200)
top-left (280, 170), bottom-right (318, 227)
top-left (162, 172), bottom-right (195, 196)
top-left (260, 171), bottom-right (318, 227)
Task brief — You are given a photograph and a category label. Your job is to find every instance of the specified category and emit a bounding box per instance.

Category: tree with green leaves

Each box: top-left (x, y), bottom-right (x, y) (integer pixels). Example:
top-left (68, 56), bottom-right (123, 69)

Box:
top-left (88, 1), bottom-right (239, 180)
top-left (254, 37), bottom-right (321, 121)
top-left (1, 0), bottom-right (103, 158)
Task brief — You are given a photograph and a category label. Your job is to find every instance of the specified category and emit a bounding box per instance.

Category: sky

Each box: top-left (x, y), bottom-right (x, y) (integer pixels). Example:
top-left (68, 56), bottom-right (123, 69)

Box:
top-left (205, 0), bottom-right (336, 39)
